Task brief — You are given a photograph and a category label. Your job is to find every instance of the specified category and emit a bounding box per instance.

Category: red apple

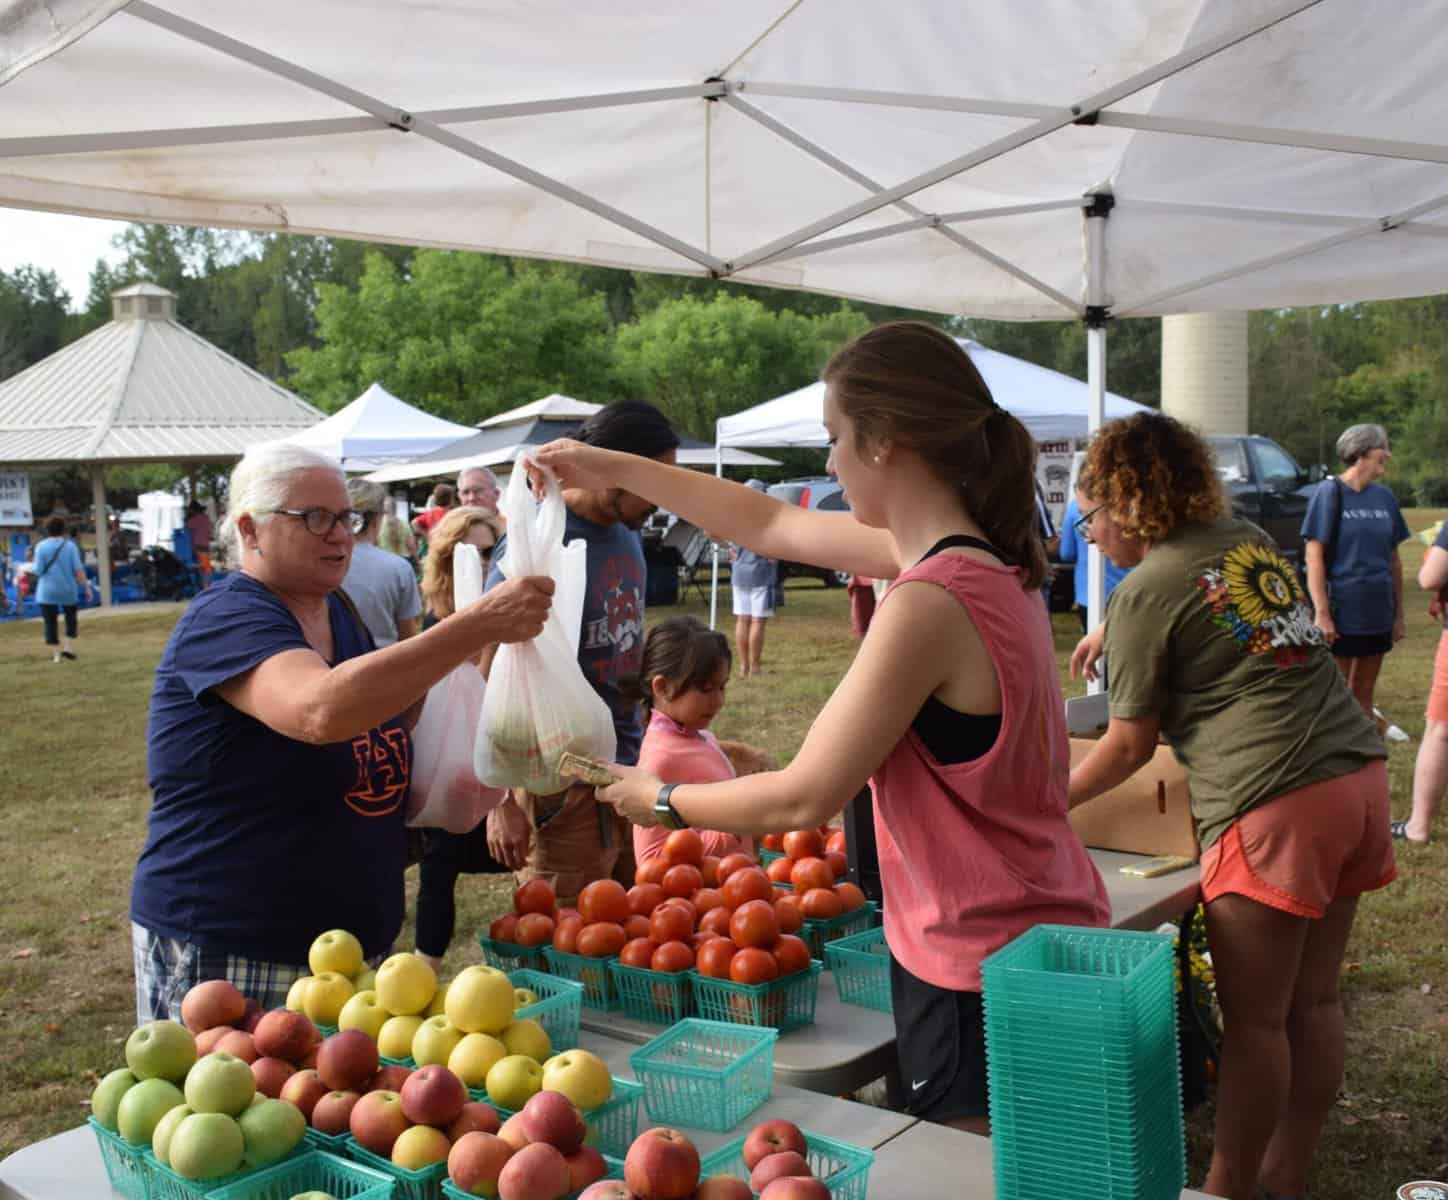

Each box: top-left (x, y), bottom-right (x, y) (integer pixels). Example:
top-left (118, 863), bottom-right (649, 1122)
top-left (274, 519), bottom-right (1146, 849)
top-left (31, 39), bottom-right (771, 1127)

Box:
top-left (181, 979), bottom-right (247, 1034)
top-left (250, 1055), bottom-right (296, 1099)
top-left (498, 1112), bottom-right (531, 1153)
top-left (239, 999), bottom-right (264, 1033)
top-left (577, 1185), bottom-right (635, 1200)
top-left (215, 1029), bottom-right (257, 1063)
top-left (399, 1063), bottom-right (467, 1128)
top-left (759, 1179), bottom-right (830, 1200)
top-left (310, 1089), bottom-right (362, 1135)
top-left (193, 1026), bottom-right (230, 1056)
top-left (742, 1119), bottom-right (808, 1170)
top-left (316, 1029), bottom-right (379, 1093)
top-left (624, 1128), bottom-right (700, 1200)
top-left (497, 1141), bottom-right (570, 1200)
top-left (696, 1176), bottom-right (754, 1200)
top-left (448, 1100), bottom-right (502, 1141)
top-left (278, 1067), bottom-right (328, 1121)
top-left (253, 1008), bottom-right (318, 1063)
top-left (749, 1151), bottom-right (810, 1193)
top-left (564, 1145), bottom-right (608, 1192)
top-left (349, 1089), bottom-right (411, 1157)
top-left (520, 1090), bottom-right (587, 1156)
top-left (448, 1131), bottom-right (515, 1196)
top-left (299, 1046), bottom-right (319, 1070)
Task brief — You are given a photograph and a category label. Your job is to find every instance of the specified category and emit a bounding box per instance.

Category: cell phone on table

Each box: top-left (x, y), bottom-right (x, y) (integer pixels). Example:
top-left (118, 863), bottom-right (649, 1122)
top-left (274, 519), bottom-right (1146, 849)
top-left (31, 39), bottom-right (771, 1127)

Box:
top-left (1119, 854), bottom-right (1196, 878)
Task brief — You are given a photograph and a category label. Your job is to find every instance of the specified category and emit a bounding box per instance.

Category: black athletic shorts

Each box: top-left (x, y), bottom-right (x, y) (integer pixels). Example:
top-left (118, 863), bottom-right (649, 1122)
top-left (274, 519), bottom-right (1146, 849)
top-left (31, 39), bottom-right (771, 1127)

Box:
top-left (1330, 629), bottom-right (1393, 658)
top-left (889, 956), bottom-right (990, 1121)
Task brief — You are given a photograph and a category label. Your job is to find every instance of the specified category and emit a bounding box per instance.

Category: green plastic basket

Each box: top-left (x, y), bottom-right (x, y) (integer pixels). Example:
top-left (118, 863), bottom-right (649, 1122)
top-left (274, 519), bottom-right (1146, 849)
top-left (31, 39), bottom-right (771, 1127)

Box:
top-left (204, 1149), bottom-right (394, 1199)
top-left (87, 1117), bottom-right (152, 1200)
top-left (799, 900), bottom-right (879, 959)
top-left (628, 1019), bottom-right (776, 1131)
top-left (439, 1152), bottom-right (623, 1200)
top-left (144, 1146), bottom-right (305, 1200)
top-left (377, 1054), bottom-right (417, 1069)
top-left (688, 960), bottom-right (822, 1032)
top-left (510, 967), bottom-right (584, 1051)
top-left (542, 947), bottom-right (618, 1010)
top-left (303, 1125), bottom-right (354, 1156)
top-left (699, 1130), bottom-right (874, 1200)
top-left (606, 960), bottom-right (694, 1024)
top-left (822, 926), bottom-right (893, 1012)
top-left (345, 1137), bottom-right (448, 1200)
top-left (476, 934), bottom-right (549, 973)
top-left (758, 848), bottom-right (785, 865)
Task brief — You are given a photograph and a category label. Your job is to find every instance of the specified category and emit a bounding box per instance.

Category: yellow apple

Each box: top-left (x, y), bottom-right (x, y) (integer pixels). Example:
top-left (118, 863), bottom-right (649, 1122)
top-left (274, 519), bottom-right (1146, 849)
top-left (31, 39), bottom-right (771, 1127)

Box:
top-left (425, 978), bottom-right (450, 1018)
top-left (411, 1014), bottom-right (464, 1067)
top-left (285, 976), bottom-right (311, 1013)
top-left (302, 971), bottom-right (354, 1026)
top-left (484, 1054), bottom-right (543, 1110)
top-left (375, 953), bottom-right (436, 1016)
top-left (351, 967), bottom-right (377, 994)
top-left (337, 989), bottom-right (389, 1040)
top-left (447, 1032), bottom-right (508, 1088)
top-left (445, 965), bottom-right (514, 1036)
top-left (377, 1014), bottom-right (424, 1060)
top-left (500, 1019), bottom-right (551, 1064)
top-left (308, 929), bottom-right (364, 979)
top-left (512, 988), bottom-right (540, 1010)
top-left (391, 1123), bottom-right (451, 1170)
top-left (541, 1050), bottom-right (612, 1111)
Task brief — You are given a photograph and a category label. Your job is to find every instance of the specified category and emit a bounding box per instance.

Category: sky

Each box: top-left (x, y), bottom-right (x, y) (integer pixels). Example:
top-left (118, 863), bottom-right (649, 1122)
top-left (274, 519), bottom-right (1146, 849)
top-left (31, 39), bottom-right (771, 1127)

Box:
top-left (0, 209), bottom-right (131, 309)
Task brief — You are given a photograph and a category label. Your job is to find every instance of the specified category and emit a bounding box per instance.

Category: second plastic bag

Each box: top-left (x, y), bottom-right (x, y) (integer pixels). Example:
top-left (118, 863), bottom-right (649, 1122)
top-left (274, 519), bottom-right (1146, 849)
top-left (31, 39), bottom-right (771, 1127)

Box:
top-left (474, 460), bottom-right (617, 794)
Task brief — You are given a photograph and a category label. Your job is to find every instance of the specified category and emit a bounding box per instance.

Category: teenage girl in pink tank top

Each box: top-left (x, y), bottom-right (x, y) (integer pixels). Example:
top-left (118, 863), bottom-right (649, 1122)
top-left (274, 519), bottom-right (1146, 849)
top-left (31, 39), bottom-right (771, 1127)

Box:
top-left (534, 321), bottom-right (1109, 1135)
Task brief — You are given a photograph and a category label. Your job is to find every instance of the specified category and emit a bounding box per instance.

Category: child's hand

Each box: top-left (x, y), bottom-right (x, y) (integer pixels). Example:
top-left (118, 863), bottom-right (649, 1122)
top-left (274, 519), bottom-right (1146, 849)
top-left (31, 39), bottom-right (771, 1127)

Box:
top-left (597, 764), bottom-right (665, 827)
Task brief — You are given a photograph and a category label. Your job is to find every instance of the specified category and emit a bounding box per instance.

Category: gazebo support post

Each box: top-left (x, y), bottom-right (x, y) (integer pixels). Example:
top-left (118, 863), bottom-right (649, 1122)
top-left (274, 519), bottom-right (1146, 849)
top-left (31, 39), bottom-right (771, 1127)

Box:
top-left (90, 465), bottom-right (111, 608)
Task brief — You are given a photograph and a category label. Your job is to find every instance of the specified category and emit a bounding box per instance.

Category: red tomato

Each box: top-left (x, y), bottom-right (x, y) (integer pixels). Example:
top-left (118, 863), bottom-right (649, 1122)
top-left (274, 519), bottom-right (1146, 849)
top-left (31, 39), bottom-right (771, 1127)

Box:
top-left (662, 829), bottom-right (705, 867)
top-left (690, 930), bottom-right (721, 951)
top-left (823, 850), bottom-right (848, 880)
top-left (489, 913), bottom-right (519, 944)
top-left (513, 912), bottom-right (555, 946)
top-left (576, 921), bottom-right (626, 958)
top-left (691, 887), bottom-right (726, 916)
top-left (552, 914), bottom-right (583, 954)
top-left (651, 940), bottom-right (696, 973)
top-left (825, 830), bottom-right (847, 856)
top-left (790, 857), bottom-right (834, 893)
top-left (620, 936), bottom-right (660, 968)
top-left (782, 830), bottom-right (825, 861)
top-left (699, 906), bottom-right (735, 938)
top-left (513, 879), bottom-right (557, 917)
top-left (715, 852), bottom-right (755, 885)
top-left (729, 899), bottom-right (780, 949)
top-left (557, 907), bottom-right (581, 923)
top-left (772, 933), bottom-right (811, 976)
top-left (662, 864), bottom-right (704, 899)
top-left (696, 937), bottom-right (739, 979)
top-left (662, 896), bottom-right (697, 926)
top-left (834, 882), bottom-right (868, 912)
top-left (800, 887), bottom-right (845, 920)
top-left (699, 855), bottom-right (721, 887)
top-left (634, 859), bottom-right (668, 886)
top-left (721, 867), bottom-right (773, 909)
top-left (773, 894), bottom-right (804, 935)
top-left (765, 857), bottom-right (795, 885)
top-left (627, 883), bottom-right (665, 917)
top-left (623, 914), bottom-right (652, 941)
top-left (578, 880), bottom-right (630, 926)
top-left (649, 903), bottom-right (694, 945)
top-left (729, 947), bottom-right (780, 984)
top-left (760, 833), bottom-right (785, 852)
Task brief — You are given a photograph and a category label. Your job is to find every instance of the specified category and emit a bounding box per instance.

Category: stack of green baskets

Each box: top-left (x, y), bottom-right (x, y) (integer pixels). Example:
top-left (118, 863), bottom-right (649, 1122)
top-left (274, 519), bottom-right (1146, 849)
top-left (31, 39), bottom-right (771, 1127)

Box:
top-left (822, 926), bottom-right (893, 1012)
top-left (982, 924), bottom-right (1184, 1200)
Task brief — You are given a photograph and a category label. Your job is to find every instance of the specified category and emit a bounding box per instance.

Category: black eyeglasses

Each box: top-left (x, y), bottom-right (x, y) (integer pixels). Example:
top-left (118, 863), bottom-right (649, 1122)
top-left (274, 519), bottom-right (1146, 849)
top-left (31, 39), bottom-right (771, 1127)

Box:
top-left (1074, 504), bottom-right (1105, 543)
top-left (267, 507), bottom-right (367, 536)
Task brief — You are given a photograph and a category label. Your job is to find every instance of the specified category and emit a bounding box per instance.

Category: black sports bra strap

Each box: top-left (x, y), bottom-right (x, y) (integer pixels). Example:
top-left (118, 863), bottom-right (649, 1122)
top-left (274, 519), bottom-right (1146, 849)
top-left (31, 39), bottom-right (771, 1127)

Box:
top-left (918, 534), bottom-right (1008, 565)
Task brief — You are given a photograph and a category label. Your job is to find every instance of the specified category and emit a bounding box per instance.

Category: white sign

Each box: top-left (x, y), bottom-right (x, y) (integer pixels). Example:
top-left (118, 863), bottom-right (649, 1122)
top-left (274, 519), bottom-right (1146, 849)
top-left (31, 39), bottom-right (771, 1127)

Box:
top-left (1035, 439), bottom-right (1082, 532)
top-left (0, 472), bottom-right (33, 527)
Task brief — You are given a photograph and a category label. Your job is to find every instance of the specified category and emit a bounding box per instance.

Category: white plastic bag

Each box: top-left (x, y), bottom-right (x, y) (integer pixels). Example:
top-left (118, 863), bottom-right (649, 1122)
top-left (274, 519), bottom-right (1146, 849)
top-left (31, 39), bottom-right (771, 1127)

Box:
top-left (407, 543), bottom-right (506, 832)
top-left (474, 458), bottom-right (617, 794)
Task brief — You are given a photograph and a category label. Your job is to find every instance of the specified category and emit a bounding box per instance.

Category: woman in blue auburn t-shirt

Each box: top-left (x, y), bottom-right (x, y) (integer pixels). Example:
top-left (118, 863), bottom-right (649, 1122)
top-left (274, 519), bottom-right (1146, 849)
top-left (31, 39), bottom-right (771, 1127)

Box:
top-left (132, 443), bottom-right (554, 1023)
top-left (31, 513), bottom-right (92, 662)
top-left (1301, 422), bottom-right (1411, 717)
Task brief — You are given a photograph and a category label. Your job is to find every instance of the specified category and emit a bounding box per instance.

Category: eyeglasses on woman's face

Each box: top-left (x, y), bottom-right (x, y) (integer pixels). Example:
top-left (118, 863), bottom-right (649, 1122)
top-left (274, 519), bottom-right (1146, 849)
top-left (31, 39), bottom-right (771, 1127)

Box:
top-left (1075, 503), bottom-right (1106, 544)
top-left (267, 507), bottom-right (367, 536)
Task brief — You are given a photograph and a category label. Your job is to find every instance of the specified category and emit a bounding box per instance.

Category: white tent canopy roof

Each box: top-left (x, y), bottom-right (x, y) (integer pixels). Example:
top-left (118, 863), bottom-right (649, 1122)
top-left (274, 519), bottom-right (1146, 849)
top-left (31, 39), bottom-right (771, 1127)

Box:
top-left (278, 381), bottom-right (477, 469)
top-left (5, 1), bottom-right (1448, 320)
top-left (479, 394), bottom-right (603, 428)
top-left (718, 340), bottom-right (1149, 448)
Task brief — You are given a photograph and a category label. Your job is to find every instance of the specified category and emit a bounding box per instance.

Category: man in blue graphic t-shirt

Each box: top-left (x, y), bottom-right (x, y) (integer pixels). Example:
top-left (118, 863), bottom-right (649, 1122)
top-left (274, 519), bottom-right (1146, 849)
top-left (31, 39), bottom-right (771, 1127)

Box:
top-left (484, 401), bottom-right (680, 899)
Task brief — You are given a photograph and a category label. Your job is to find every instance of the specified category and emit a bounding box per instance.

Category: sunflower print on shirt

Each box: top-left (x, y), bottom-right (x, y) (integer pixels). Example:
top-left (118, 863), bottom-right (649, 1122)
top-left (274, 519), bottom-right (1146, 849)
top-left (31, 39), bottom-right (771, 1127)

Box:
top-left (1196, 540), bottom-right (1322, 667)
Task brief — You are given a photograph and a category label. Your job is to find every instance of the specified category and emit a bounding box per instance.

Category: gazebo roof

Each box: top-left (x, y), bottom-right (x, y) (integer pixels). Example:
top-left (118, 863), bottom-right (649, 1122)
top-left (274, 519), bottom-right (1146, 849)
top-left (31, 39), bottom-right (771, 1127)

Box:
top-left (0, 285), bottom-right (322, 467)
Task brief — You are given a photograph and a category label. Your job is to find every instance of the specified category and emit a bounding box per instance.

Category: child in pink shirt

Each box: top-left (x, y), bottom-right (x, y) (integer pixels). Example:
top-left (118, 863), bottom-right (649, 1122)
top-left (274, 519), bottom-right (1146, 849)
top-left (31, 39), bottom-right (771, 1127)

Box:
top-left (629, 617), bottom-right (754, 866)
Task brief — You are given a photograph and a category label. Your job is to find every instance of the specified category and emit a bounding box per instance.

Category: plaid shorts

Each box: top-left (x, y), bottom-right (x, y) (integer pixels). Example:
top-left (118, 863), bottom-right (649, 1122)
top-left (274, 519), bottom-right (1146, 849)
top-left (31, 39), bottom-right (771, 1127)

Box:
top-left (131, 922), bottom-right (307, 1024)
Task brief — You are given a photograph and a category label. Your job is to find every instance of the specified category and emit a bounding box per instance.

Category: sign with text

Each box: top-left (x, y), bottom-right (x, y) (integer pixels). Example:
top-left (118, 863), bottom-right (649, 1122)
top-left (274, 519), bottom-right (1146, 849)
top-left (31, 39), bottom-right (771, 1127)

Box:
top-left (1035, 439), bottom-right (1084, 532)
top-left (0, 472), bottom-right (33, 526)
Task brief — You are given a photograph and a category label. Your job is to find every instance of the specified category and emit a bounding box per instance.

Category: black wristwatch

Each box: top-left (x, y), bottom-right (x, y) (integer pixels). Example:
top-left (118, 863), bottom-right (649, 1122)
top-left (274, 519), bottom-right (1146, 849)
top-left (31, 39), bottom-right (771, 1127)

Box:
top-left (655, 783), bottom-right (688, 831)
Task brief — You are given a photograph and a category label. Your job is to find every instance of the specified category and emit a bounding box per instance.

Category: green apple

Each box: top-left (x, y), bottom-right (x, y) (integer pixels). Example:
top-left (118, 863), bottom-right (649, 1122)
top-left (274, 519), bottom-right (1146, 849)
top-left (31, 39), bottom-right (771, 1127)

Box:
top-left (302, 971), bottom-right (354, 1027)
top-left (125, 1020), bottom-right (197, 1084)
top-left (445, 965), bottom-right (514, 1036)
top-left (447, 1032), bottom-right (508, 1088)
top-left (308, 929), bottom-right (364, 979)
top-left (411, 1014), bottom-right (464, 1067)
top-left (337, 989), bottom-right (389, 1040)
top-left (285, 976), bottom-right (311, 1013)
top-left (150, 1103), bottom-right (193, 1167)
top-left (185, 1052), bottom-right (256, 1117)
top-left (513, 987), bottom-right (540, 1010)
top-left (238, 1096), bottom-right (306, 1167)
top-left (425, 977), bottom-right (450, 1018)
top-left (90, 1068), bottom-right (138, 1131)
top-left (351, 967), bottom-right (377, 994)
top-left (541, 1050), bottom-right (613, 1111)
top-left (168, 1111), bottom-right (245, 1180)
top-left (377, 1014), bottom-right (424, 1059)
top-left (500, 1018), bottom-right (551, 1063)
top-left (116, 1077), bottom-right (185, 1146)
top-left (375, 952), bottom-right (436, 1016)
top-left (484, 1053), bottom-right (543, 1110)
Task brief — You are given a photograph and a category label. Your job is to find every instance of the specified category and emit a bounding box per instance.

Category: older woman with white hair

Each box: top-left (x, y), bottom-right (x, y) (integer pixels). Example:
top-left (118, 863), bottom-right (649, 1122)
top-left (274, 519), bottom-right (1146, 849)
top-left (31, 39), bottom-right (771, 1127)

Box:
top-left (1301, 422), bottom-right (1410, 717)
top-left (130, 444), bottom-right (553, 1022)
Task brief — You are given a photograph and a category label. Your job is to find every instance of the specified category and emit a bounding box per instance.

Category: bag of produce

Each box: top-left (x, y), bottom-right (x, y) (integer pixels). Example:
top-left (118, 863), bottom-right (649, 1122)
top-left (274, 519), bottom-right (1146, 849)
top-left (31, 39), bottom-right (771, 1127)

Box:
top-left (475, 459), bottom-right (616, 793)
top-left (407, 542), bottom-right (506, 831)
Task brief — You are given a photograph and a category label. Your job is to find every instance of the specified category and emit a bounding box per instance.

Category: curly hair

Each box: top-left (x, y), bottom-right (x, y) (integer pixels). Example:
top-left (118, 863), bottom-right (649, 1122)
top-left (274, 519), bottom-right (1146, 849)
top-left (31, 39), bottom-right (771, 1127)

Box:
top-left (420, 506), bottom-right (503, 619)
top-left (1078, 412), bottom-right (1224, 543)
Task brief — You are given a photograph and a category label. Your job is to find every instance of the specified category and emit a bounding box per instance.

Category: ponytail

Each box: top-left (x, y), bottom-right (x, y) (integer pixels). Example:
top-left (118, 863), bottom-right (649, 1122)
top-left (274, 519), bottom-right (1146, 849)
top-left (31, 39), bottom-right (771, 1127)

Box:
top-left (964, 410), bottom-right (1048, 590)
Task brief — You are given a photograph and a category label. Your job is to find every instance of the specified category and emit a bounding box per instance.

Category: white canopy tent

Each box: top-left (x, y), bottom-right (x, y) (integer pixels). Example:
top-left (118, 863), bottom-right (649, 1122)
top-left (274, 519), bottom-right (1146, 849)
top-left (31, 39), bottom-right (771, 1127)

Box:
top-left (7, 0), bottom-right (1448, 631)
top-left (277, 381), bottom-right (478, 471)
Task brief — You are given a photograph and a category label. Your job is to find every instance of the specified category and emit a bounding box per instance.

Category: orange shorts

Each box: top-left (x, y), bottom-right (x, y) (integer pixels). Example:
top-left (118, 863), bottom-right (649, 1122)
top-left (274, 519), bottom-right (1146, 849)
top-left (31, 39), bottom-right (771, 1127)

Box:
top-left (1201, 758), bottom-right (1396, 918)
top-left (1427, 630), bottom-right (1448, 724)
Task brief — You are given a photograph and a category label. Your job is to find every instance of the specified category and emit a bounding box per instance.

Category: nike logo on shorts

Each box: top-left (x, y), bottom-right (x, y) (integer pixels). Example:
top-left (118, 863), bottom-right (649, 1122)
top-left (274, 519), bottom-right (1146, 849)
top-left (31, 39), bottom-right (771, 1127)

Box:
top-left (912, 1078), bottom-right (929, 1091)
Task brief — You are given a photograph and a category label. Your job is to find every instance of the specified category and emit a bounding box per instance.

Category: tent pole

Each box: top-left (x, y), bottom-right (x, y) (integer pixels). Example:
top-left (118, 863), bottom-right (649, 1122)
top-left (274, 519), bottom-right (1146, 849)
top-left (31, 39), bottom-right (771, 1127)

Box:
top-left (709, 442), bottom-right (722, 629)
top-left (90, 464), bottom-right (111, 608)
top-left (1084, 192), bottom-right (1112, 694)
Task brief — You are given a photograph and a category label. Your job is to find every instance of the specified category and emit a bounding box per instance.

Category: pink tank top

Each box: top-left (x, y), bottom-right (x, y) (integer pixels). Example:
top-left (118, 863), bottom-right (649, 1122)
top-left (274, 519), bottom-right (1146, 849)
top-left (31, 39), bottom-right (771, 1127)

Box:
top-left (635, 710), bottom-right (754, 864)
top-left (872, 550), bottom-right (1109, 991)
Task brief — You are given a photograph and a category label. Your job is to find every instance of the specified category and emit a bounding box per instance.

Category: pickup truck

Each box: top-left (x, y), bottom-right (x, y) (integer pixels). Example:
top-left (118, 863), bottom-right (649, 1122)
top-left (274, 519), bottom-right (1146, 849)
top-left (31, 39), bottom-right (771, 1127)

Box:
top-left (1205, 434), bottom-right (1324, 570)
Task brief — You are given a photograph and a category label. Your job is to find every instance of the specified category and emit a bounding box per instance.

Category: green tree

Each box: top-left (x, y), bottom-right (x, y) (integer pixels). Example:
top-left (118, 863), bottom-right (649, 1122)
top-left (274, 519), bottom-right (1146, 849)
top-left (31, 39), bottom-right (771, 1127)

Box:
top-left (0, 265), bottom-right (71, 379)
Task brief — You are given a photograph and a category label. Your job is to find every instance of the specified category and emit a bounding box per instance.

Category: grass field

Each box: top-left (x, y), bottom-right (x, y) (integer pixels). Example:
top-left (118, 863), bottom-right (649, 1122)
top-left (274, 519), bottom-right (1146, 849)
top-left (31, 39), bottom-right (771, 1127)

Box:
top-left (1, 525), bottom-right (1444, 1196)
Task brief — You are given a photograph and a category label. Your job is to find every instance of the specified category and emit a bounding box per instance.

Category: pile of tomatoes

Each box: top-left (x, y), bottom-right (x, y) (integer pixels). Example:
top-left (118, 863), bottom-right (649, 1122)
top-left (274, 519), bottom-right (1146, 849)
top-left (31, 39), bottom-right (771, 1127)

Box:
top-left (759, 828), bottom-right (862, 922)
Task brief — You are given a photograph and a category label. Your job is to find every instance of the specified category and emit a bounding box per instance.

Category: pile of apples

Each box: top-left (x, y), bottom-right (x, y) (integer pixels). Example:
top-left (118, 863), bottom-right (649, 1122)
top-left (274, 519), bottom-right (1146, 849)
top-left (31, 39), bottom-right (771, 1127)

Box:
top-left (447, 1088), bottom-right (611, 1199)
top-left (579, 1119), bottom-right (828, 1200)
top-left (760, 829), bottom-right (865, 922)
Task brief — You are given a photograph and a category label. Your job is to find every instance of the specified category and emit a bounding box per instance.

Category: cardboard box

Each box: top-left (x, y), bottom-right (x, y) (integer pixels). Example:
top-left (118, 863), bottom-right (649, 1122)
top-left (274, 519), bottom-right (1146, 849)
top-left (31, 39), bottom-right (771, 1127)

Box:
top-left (1068, 738), bottom-right (1199, 861)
